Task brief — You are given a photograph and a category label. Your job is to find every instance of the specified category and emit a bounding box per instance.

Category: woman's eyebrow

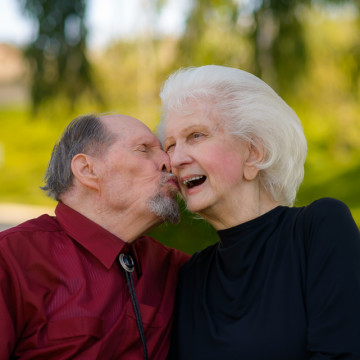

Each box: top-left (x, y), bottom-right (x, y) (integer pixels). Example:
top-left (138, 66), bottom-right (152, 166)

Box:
top-left (181, 124), bottom-right (210, 134)
top-left (164, 124), bottom-right (211, 144)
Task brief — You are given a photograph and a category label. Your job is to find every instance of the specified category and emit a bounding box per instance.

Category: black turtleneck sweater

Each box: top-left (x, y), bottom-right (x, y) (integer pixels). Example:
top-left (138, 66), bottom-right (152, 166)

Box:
top-left (168, 198), bottom-right (360, 360)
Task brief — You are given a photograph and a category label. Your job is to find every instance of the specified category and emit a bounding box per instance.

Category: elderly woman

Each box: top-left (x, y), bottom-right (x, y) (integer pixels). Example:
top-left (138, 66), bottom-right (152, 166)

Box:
top-left (159, 65), bottom-right (360, 359)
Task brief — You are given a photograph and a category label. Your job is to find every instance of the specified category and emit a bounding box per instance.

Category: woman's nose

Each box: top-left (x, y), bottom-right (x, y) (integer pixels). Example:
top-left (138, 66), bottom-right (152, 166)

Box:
top-left (169, 145), bottom-right (192, 169)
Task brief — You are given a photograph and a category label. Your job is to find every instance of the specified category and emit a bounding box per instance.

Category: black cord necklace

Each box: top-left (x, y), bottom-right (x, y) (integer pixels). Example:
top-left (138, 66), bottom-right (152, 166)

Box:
top-left (119, 253), bottom-right (149, 360)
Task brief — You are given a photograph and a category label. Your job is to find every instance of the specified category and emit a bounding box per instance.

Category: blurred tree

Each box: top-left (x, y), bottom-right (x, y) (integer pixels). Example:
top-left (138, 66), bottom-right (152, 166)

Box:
top-left (174, 0), bottom-right (360, 95)
top-left (19, 0), bottom-right (102, 112)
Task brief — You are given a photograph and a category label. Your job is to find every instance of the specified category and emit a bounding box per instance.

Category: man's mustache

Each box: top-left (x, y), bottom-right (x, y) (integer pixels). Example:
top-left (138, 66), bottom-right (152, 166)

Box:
top-left (160, 173), bottom-right (179, 187)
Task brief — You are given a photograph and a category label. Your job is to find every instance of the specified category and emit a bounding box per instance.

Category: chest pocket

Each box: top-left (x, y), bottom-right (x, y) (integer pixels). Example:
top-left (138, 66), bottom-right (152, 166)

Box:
top-left (126, 302), bottom-right (167, 329)
top-left (48, 317), bottom-right (104, 340)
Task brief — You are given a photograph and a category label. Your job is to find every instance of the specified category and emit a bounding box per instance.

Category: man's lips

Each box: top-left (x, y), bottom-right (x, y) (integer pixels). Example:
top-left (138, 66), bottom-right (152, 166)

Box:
top-left (166, 176), bottom-right (180, 190)
top-left (161, 174), bottom-right (180, 191)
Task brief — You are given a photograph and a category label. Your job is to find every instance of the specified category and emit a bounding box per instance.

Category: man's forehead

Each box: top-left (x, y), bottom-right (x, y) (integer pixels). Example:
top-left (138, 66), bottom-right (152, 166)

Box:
top-left (100, 114), bottom-right (159, 145)
top-left (101, 114), bottom-right (149, 133)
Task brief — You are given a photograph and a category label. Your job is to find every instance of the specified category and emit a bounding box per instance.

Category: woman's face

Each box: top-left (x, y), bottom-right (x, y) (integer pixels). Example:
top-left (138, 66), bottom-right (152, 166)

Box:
top-left (163, 103), bottom-right (252, 218)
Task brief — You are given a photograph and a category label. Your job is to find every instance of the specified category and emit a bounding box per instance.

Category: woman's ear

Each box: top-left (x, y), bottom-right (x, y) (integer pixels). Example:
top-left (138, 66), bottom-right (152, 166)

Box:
top-left (71, 154), bottom-right (100, 190)
top-left (244, 142), bottom-right (265, 181)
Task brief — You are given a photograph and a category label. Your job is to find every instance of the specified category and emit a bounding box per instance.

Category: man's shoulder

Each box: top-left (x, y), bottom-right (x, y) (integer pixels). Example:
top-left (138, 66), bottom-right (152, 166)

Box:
top-left (136, 235), bottom-right (190, 263)
top-left (0, 214), bottom-right (60, 245)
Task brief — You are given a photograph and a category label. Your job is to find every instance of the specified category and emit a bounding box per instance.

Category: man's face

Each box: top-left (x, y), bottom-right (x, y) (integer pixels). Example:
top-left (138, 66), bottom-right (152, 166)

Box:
top-left (95, 115), bottom-right (180, 225)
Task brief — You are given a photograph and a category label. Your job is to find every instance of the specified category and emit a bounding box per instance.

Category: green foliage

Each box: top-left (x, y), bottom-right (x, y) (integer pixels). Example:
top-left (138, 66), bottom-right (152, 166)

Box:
top-left (1, 1), bottom-right (359, 254)
top-left (148, 199), bottom-right (219, 254)
top-left (173, 0), bottom-right (360, 96)
top-left (20, 0), bottom-right (102, 112)
top-left (0, 107), bottom-right (68, 206)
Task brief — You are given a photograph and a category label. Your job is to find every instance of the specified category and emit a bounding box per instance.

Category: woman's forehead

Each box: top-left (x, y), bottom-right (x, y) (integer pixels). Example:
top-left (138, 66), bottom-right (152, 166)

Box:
top-left (166, 105), bottom-right (219, 131)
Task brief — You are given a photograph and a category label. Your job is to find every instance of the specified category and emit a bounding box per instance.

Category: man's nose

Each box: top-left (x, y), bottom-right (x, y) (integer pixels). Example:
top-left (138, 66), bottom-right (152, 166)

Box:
top-left (160, 151), bottom-right (171, 172)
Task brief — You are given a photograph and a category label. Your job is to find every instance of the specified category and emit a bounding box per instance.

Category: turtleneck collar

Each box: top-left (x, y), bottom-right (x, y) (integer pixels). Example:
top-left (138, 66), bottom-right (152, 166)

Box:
top-left (217, 205), bottom-right (285, 249)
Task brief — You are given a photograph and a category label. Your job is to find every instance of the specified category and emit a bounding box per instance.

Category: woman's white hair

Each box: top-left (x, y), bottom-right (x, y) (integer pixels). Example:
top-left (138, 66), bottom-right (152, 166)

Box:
top-left (158, 65), bottom-right (307, 206)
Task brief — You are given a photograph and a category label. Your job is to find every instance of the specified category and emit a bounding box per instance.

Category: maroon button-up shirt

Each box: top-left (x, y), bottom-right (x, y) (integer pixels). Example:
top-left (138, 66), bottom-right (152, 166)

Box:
top-left (0, 202), bottom-right (189, 359)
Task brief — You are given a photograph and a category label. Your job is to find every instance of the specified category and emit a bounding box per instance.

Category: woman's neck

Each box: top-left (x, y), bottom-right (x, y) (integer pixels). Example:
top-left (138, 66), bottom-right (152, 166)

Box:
top-left (199, 185), bottom-right (279, 230)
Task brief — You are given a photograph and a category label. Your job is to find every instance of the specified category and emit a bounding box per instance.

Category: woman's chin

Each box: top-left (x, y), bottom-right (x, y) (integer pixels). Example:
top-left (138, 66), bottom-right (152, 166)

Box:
top-left (185, 200), bottom-right (208, 215)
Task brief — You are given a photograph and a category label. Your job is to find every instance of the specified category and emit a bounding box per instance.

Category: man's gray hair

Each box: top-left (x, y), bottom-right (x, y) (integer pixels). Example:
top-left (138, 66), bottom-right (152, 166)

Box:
top-left (158, 65), bottom-right (307, 206)
top-left (42, 114), bottom-right (116, 200)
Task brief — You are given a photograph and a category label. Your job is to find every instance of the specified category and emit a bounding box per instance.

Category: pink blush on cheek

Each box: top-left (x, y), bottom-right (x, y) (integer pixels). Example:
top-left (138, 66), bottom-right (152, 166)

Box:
top-left (205, 148), bottom-right (245, 186)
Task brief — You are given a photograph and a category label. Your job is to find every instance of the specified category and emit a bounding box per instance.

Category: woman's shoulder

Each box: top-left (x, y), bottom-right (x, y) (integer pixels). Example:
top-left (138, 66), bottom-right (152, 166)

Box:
top-left (295, 197), bottom-right (359, 249)
top-left (305, 197), bottom-right (349, 211)
top-left (300, 197), bottom-right (355, 226)
top-left (181, 242), bottom-right (218, 273)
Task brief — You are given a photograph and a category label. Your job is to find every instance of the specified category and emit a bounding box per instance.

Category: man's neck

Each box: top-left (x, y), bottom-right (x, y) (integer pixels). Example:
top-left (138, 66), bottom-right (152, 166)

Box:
top-left (61, 194), bottom-right (160, 243)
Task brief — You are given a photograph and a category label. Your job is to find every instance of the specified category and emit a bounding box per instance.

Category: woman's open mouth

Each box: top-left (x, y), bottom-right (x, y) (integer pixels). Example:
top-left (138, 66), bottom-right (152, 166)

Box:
top-left (183, 175), bottom-right (207, 189)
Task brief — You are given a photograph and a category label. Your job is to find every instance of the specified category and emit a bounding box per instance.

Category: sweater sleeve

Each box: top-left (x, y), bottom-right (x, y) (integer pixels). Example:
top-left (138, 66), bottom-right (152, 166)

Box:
top-left (303, 198), bottom-right (360, 359)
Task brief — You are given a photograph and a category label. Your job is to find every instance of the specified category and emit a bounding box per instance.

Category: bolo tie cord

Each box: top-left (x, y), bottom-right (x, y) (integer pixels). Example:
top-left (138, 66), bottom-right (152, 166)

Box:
top-left (119, 253), bottom-right (149, 360)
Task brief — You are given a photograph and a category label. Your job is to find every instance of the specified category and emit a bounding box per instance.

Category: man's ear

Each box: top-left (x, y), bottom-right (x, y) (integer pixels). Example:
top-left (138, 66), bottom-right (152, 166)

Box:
top-left (71, 154), bottom-right (100, 190)
top-left (244, 141), bottom-right (265, 181)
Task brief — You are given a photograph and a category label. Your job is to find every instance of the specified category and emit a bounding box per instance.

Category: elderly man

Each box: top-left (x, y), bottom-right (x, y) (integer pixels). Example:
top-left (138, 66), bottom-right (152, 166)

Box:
top-left (0, 114), bottom-right (189, 359)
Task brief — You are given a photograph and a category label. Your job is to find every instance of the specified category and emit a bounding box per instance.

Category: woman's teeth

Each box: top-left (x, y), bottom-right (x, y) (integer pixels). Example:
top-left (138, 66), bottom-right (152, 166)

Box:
top-left (183, 175), bottom-right (206, 189)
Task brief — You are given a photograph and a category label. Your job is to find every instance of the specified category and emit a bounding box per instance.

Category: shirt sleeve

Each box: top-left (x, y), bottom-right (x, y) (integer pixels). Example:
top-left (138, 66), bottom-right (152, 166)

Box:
top-left (304, 198), bottom-right (360, 359)
top-left (0, 246), bottom-right (19, 358)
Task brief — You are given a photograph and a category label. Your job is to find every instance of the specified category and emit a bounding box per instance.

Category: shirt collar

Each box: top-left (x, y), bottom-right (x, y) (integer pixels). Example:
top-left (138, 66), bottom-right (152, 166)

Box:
top-left (55, 202), bottom-right (142, 274)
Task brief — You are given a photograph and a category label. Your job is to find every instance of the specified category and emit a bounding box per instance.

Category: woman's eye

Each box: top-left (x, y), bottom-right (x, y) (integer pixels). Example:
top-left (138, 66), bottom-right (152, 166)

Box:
top-left (191, 132), bottom-right (203, 139)
top-left (165, 144), bottom-right (175, 153)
